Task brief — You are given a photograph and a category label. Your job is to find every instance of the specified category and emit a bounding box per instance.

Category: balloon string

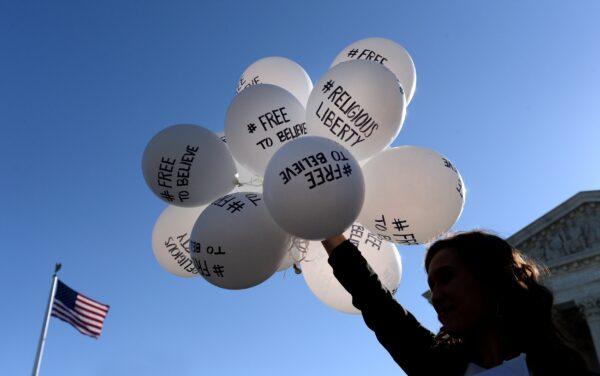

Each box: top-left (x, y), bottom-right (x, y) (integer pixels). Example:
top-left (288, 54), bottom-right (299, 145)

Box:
top-left (279, 237), bottom-right (309, 276)
top-left (288, 237), bottom-right (297, 252)
top-left (236, 175), bottom-right (263, 187)
top-left (292, 237), bottom-right (309, 263)
top-left (291, 237), bottom-right (308, 276)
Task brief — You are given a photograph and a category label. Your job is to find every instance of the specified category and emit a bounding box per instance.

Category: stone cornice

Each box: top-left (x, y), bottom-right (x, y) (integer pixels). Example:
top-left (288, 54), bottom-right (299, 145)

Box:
top-left (506, 192), bottom-right (600, 265)
top-left (508, 190), bottom-right (600, 247)
top-left (547, 250), bottom-right (600, 276)
top-left (578, 297), bottom-right (600, 319)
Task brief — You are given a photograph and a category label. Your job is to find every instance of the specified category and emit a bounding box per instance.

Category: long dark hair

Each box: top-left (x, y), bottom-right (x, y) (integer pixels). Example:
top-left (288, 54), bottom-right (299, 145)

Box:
top-left (424, 230), bottom-right (589, 372)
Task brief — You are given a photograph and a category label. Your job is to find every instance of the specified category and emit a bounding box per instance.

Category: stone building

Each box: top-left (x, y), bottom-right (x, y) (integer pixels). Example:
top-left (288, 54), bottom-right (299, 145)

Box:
top-left (508, 190), bottom-right (600, 371)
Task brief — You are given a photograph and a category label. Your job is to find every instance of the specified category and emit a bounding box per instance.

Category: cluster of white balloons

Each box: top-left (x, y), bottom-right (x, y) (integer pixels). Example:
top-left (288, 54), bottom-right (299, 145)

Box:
top-left (142, 37), bottom-right (466, 313)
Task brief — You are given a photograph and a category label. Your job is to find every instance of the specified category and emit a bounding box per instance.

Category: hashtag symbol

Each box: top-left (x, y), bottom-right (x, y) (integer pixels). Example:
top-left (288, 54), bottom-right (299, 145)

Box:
top-left (212, 264), bottom-right (225, 277)
top-left (392, 218), bottom-right (409, 232)
top-left (322, 80), bottom-right (334, 93)
top-left (227, 200), bottom-right (245, 213)
top-left (247, 123), bottom-right (257, 134)
top-left (342, 163), bottom-right (352, 176)
top-left (347, 49), bottom-right (359, 58)
top-left (160, 190), bottom-right (175, 202)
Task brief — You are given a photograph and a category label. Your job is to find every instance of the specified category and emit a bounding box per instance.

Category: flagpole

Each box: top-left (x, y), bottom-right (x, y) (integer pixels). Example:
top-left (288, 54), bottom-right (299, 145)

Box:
top-left (32, 263), bottom-right (61, 376)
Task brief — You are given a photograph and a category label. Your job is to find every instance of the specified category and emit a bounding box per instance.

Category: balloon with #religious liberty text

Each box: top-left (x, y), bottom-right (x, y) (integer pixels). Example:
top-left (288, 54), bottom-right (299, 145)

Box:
top-left (190, 192), bottom-right (292, 290)
top-left (305, 60), bottom-right (405, 162)
top-left (331, 37), bottom-right (417, 105)
top-left (142, 124), bottom-right (237, 207)
top-left (263, 136), bottom-right (365, 240)
top-left (236, 56), bottom-right (313, 107)
top-left (152, 205), bottom-right (208, 277)
top-left (358, 146), bottom-right (466, 245)
top-left (301, 223), bottom-right (402, 314)
top-left (225, 84), bottom-right (307, 176)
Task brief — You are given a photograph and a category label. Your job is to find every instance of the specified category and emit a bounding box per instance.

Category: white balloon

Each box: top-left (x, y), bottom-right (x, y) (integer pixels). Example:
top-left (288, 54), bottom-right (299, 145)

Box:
top-left (358, 146), bottom-right (466, 245)
top-left (306, 60), bottom-right (405, 162)
top-left (142, 124), bottom-right (237, 207)
top-left (217, 131), bottom-right (263, 193)
top-left (236, 56), bottom-right (313, 106)
top-left (263, 136), bottom-right (365, 240)
top-left (152, 205), bottom-right (207, 277)
top-left (190, 192), bottom-right (292, 289)
top-left (359, 145), bottom-right (390, 167)
top-left (225, 84), bottom-right (307, 176)
top-left (331, 37), bottom-right (417, 105)
top-left (302, 223), bottom-right (402, 314)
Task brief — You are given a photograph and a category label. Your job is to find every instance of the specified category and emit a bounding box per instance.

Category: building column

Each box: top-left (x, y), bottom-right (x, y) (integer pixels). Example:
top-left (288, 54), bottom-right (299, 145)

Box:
top-left (578, 297), bottom-right (600, 364)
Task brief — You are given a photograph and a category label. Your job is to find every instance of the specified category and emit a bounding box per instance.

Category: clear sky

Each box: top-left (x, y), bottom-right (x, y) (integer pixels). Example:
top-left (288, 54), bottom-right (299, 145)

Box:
top-left (1, 1), bottom-right (599, 375)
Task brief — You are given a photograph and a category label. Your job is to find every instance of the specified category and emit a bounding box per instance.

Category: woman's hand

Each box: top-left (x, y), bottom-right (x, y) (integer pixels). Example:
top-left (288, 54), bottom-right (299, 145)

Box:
top-left (321, 234), bottom-right (347, 256)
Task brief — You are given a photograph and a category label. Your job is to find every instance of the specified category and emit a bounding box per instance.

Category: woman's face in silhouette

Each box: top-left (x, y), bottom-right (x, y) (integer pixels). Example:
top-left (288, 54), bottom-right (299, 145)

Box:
top-left (427, 247), bottom-right (495, 336)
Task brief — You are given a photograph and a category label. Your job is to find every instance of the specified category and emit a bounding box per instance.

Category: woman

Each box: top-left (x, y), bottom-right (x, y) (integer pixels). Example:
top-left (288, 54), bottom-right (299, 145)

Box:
top-left (322, 230), bottom-right (592, 375)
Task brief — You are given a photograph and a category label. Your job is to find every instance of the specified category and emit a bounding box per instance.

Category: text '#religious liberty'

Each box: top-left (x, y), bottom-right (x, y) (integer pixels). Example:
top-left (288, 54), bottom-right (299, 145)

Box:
top-left (164, 233), bottom-right (197, 274)
top-left (315, 81), bottom-right (380, 147)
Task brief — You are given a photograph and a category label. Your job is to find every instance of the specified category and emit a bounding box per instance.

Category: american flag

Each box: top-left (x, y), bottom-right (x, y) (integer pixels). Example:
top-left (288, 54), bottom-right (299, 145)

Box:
top-left (51, 280), bottom-right (110, 339)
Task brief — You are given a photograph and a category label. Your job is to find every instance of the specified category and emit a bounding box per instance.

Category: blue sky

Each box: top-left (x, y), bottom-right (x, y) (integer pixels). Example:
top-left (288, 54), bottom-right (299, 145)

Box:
top-left (1, 1), bottom-right (599, 375)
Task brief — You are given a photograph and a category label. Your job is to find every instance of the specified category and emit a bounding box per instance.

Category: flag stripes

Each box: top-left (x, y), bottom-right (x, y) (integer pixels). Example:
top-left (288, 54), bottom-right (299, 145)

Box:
top-left (50, 280), bottom-right (109, 339)
top-left (54, 301), bottom-right (103, 330)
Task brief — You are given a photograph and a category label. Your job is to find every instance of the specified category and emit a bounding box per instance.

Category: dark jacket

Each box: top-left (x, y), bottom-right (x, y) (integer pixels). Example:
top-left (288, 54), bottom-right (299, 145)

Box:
top-left (328, 240), bottom-right (593, 375)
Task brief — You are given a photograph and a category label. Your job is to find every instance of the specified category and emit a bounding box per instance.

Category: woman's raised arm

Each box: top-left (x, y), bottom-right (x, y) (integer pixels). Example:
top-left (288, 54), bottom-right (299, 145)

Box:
top-left (320, 235), bottom-right (466, 375)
